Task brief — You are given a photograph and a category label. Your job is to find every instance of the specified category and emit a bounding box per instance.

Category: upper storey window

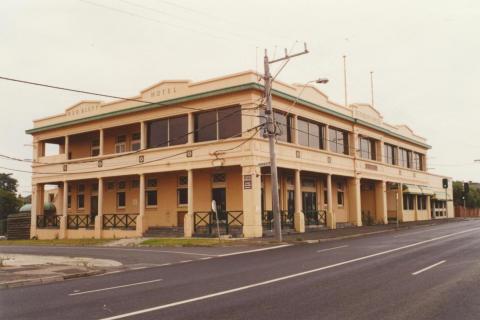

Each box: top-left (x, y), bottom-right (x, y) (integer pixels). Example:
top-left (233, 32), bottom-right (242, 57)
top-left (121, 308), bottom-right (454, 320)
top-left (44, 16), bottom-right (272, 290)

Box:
top-left (384, 143), bottom-right (397, 165)
top-left (399, 148), bottom-right (411, 168)
top-left (413, 152), bottom-right (424, 171)
top-left (194, 105), bottom-right (241, 142)
top-left (358, 136), bottom-right (376, 160)
top-left (259, 109), bottom-right (293, 143)
top-left (329, 127), bottom-right (349, 155)
top-left (147, 115), bottom-right (188, 148)
top-left (298, 118), bottom-right (325, 149)
top-left (115, 135), bottom-right (126, 153)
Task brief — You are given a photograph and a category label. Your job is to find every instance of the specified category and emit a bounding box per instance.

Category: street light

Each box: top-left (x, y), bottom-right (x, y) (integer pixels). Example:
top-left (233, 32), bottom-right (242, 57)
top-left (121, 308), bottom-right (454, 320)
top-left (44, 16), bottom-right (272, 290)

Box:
top-left (315, 78), bottom-right (329, 84)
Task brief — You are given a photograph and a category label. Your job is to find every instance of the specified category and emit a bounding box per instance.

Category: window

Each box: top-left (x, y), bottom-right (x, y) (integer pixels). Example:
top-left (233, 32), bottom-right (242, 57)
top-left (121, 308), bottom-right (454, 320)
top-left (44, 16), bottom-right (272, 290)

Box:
top-left (399, 148), bottom-right (411, 168)
top-left (117, 192), bottom-right (126, 208)
top-left (147, 115), bottom-right (189, 148)
top-left (298, 118), bottom-right (324, 149)
top-left (177, 188), bottom-right (188, 206)
top-left (403, 194), bottom-right (414, 210)
top-left (301, 177), bottom-right (315, 188)
top-left (67, 195), bottom-right (72, 209)
top-left (337, 183), bottom-right (345, 207)
top-left (118, 181), bottom-right (126, 190)
top-left (115, 135), bottom-right (126, 153)
top-left (212, 173), bottom-right (226, 183)
top-left (92, 183), bottom-right (98, 192)
top-left (77, 195), bottom-right (85, 209)
top-left (359, 136), bottom-right (376, 160)
top-left (106, 181), bottom-right (115, 190)
top-left (77, 184), bottom-right (85, 209)
top-left (417, 195), bottom-right (427, 210)
top-left (384, 143), bottom-right (396, 165)
top-left (324, 190), bottom-right (328, 205)
top-left (194, 106), bottom-right (242, 142)
top-left (259, 109), bottom-right (293, 143)
top-left (218, 106), bottom-right (242, 139)
top-left (147, 178), bottom-right (157, 188)
top-left (329, 127), bottom-right (349, 155)
top-left (413, 152), bottom-right (423, 171)
top-left (146, 190), bottom-right (157, 207)
top-left (131, 180), bottom-right (139, 188)
top-left (178, 176), bottom-right (188, 186)
top-left (131, 132), bottom-right (141, 151)
top-left (91, 139), bottom-right (100, 156)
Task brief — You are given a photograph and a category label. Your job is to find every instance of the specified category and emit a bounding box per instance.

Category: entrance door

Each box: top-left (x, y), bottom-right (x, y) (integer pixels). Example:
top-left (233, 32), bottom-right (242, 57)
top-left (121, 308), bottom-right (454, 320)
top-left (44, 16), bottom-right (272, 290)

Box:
top-left (212, 188), bottom-right (227, 220)
top-left (287, 190), bottom-right (295, 215)
top-left (90, 196), bottom-right (98, 225)
top-left (302, 192), bottom-right (317, 212)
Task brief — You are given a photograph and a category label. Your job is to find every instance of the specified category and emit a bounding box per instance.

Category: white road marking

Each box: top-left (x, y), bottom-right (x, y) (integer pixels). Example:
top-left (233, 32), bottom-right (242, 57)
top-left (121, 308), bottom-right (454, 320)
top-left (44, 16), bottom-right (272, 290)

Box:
top-left (216, 244), bottom-right (292, 257)
top-left (412, 260), bottom-right (446, 276)
top-left (179, 260), bottom-right (192, 263)
top-left (200, 257), bottom-right (212, 260)
top-left (69, 279), bottom-right (163, 296)
top-left (98, 227), bottom-right (480, 320)
top-left (317, 245), bottom-right (348, 253)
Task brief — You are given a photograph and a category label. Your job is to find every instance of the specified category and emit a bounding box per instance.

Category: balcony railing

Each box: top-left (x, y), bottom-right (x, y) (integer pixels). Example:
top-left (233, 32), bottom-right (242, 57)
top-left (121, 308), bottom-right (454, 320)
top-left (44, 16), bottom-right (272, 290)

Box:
top-left (36, 215), bottom-right (61, 229)
top-left (193, 211), bottom-right (243, 235)
top-left (67, 214), bottom-right (93, 229)
top-left (103, 214), bottom-right (138, 230)
top-left (304, 210), bottom-right (326, 226)
top-left (262, 210), bottom-right (294, 230)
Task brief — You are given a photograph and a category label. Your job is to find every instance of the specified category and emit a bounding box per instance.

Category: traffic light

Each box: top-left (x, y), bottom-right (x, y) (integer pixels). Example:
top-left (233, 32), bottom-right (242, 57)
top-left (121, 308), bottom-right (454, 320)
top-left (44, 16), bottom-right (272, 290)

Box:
top-left (442, 178), bottom-right (448, 189)
top-left (464, 182), bottom-right (470, 194)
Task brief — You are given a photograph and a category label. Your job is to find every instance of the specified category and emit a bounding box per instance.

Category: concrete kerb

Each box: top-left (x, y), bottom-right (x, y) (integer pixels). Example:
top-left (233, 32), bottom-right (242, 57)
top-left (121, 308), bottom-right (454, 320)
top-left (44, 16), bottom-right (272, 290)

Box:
top-left (0, 269), bottom-right (106, 289)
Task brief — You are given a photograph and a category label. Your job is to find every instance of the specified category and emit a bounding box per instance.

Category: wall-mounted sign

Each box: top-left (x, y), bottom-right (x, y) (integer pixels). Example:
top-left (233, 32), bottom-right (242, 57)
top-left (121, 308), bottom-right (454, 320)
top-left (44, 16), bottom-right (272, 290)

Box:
top-left (243, 174), bottom-right (252, 189)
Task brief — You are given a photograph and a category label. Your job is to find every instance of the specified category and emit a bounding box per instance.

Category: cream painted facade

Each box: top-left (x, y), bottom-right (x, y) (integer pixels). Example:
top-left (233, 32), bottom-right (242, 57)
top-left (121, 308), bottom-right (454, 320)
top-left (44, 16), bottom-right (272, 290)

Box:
top-left (27, 71), bottom-right (453, 239)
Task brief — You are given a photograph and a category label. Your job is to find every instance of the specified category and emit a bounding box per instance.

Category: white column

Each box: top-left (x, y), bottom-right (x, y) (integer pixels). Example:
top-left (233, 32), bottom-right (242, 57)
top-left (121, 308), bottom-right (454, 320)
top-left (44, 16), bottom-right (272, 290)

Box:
top-left (326, 174), bottom-right (336, 229)
top-left (95, 178), bottom-right (104, 239)
top-left (99, 129), bottom-right (104, 156)
top-left (294, 169), bottom-right (305, 232)
top-left (375, 180), bottom-right (388, 224)
top-left (184, 169), bottom-right (194, 237)
top-left (136, 174), bottom-right (146, 236)
top-left (347, 177), bottom-right (362, 226)
top-left (140, 121), bottom-right (147, 150)
top-left (241, 166), bottom-right (262, 237)
top-left (188, 113), bottom-right (194, 144)
top-left (59, 181), bottom-right (68, 239)
top-left (65, 135), bottom-right (69, 159)
top-left (30, 184), bottom-right (39, 238)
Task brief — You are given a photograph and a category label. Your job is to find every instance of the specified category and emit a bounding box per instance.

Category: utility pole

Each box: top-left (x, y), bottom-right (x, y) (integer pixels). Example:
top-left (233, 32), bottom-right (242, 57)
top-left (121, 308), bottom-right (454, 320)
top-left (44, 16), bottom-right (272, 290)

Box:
top-left (263, 44), bottom-right (309, 242)
top-left (370, 71), bottom-right (374, 107)
top-left (343, 55), bottom-right (348, 107)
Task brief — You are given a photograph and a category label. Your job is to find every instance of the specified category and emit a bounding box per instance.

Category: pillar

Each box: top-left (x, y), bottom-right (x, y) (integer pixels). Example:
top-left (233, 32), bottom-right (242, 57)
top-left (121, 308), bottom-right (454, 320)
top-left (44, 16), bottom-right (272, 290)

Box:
top-left (30, 184), bottom-right (40, 238)
top-left (326, 174), bottom-right (336, 229)
top-left (426, 195), bottom-right (432, 220)
top-left (99, 129), bottom-right (104, 156)
top-left (140, 121), bottom-right (147, 150)
top-left (94, 178), bottom-right (104, 239)
top-left (398, 183), bottom-right (404, 222)
top-left (59, 181), bottom-right (68, 239)
top-left (184, 169), bottom-right (194, 237)
top-left (347, 177), bottom-right (362, 226)
top-left (136, 174), bottom-right (146, 236)
top-left (375, 180), bottom-right (388, 224)
top-left (241, 166), bottom-right (263, 238)
top-left (65, 135), bottom-right (69, 159)
top-left (188, 113), bottom-right (194, 144)
top-left (294, 169), bottom-right (305, 233)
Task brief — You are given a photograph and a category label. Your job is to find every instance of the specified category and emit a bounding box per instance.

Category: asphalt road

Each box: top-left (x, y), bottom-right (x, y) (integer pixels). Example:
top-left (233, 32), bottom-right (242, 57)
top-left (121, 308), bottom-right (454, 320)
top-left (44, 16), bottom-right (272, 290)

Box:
top-left (1, 220), bottom-right (480, 320)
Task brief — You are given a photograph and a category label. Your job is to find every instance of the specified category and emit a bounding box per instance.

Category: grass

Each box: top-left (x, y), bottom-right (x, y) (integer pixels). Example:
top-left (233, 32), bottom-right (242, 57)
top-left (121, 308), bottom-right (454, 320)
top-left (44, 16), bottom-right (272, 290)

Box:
top-left (0, 239), bottom-right (113, 246)
top-left (140, 238), bottom-right (240, 247)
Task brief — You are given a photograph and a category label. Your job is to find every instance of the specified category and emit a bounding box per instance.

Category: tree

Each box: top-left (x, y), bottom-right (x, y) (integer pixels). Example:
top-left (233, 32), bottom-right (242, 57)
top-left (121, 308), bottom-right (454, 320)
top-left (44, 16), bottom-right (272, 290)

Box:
top-left (453, 181), bottom-right (480, 208)
top-left (0, 173), bottom-right (18, 193)
top-left (0, 173), bottom-right (22, 219)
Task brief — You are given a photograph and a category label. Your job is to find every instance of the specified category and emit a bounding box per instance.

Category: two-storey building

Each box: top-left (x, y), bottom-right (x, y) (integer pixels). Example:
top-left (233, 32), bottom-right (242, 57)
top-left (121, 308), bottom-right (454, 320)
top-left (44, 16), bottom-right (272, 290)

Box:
top-left (27, 71), bottom-right (454, 239)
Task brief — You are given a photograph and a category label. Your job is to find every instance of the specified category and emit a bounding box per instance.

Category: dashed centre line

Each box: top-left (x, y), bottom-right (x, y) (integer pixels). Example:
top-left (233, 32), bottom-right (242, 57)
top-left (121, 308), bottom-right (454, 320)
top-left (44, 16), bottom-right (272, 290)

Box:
top-left (412, 260), bottom-right (446, 276)
top-left (69, 279), bottom-right (163, 296)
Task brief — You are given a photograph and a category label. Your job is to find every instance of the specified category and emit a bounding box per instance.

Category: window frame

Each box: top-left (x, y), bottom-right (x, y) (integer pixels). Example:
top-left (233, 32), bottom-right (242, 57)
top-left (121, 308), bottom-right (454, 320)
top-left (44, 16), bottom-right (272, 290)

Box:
top-left (359, 136), bottom-right (376, 160)
top-left (115, 135), bottom-right (127, 154)
top-left (297, 117), bottom-right (324, 149)
top-left (91, 139), bottom-right (100, 157)
top-left (329, 127), bottom-right (349, 155)
top-left (384, 143), bottom-right (397, 165)
top-left (116, 191), bottom-right (126, 209)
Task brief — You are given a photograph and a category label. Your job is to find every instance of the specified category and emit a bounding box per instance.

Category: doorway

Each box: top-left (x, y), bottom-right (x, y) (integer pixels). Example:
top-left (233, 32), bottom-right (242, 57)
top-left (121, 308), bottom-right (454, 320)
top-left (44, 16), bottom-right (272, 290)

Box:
top-left (212, 188), bottom-right (227, 220)
top-left (90, 196), bottom-right (98, 225)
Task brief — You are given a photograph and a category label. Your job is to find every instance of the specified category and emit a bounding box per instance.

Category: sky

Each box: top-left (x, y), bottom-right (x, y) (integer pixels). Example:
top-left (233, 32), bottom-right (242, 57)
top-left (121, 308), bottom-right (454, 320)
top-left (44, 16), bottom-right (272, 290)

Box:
top-left (0, 0), bottom-right (479, 196)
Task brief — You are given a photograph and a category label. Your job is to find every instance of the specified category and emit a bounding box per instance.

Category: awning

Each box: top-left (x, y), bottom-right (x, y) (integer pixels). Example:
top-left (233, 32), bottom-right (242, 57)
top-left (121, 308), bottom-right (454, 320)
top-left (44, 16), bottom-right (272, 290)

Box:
top-left (433, 191), bottom-right (449, 201)
top-left (403, 184), bottom-right (423, 194)
top-left (419, 186), bottom-right (435, 196)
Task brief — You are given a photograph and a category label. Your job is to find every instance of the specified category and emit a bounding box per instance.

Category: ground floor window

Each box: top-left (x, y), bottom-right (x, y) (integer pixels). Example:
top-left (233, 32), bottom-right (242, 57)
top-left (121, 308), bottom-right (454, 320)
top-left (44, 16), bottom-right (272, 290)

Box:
top-left (117, 192), bottom-right (126, 208)
top-left (337, 183), bottom-right (344, 207)
top-left (417, 195), bottom-right (427, 210)
top-left (77, 194), bottom-right (84, 209)
top-left (177, 188), bottom-right (188, 206)
top-left (146, 190), bottom-right (157, 207)
top-left (403, 194), bottom-right (414, 210)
